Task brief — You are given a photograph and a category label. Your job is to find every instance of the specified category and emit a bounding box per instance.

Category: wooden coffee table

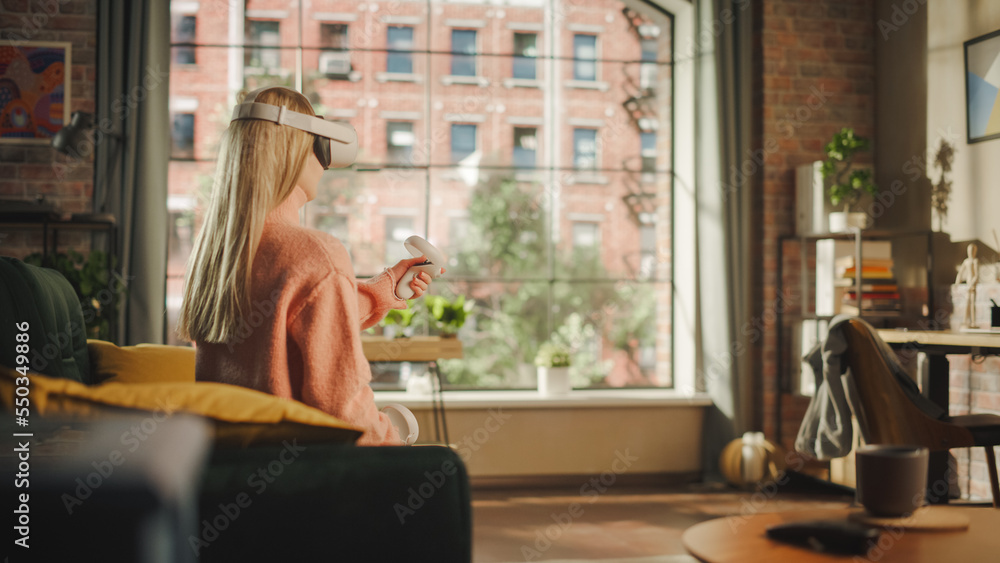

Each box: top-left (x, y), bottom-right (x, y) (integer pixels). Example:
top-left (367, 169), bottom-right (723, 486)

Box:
top-left (682, 506), bottom-right (1000, 562)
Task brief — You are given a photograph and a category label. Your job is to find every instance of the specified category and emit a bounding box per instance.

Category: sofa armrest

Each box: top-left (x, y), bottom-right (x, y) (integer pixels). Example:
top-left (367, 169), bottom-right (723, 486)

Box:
top-left (196, 444), bottom-right (471, 563)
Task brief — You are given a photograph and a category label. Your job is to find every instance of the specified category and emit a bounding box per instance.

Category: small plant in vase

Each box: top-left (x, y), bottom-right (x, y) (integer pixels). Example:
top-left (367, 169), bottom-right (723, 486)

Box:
top-left (425, 294), bottom-right (474, 338)
top-left (534, 341), bottom-right (571, 395)
top-left (930, 139), bottom-right (954, 232)
top-left (820, 128), bottom-right (877, 231)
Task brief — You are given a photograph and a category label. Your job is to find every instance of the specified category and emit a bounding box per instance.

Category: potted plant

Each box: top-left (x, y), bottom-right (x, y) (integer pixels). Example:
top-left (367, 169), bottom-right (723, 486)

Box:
top-left (380, 300), bottom-right (418, 338)
top-left (24, 249), bottom-right (123, 341)
top-left (424, 294), bottom-right (474, 338)
top-left (820, 128), bottom-right (877, 232)
top-left (534, 341), bottom-right (572, 395)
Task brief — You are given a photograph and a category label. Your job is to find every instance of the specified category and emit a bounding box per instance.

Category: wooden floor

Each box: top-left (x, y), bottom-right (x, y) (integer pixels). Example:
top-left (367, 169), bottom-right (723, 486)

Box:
top-left (471, 483), bottom-right (855, 562)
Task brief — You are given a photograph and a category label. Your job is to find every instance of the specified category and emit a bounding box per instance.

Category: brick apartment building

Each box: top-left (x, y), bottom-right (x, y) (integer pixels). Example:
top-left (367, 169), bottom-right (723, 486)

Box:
top-left (166, 0), bottom-right (673, 389)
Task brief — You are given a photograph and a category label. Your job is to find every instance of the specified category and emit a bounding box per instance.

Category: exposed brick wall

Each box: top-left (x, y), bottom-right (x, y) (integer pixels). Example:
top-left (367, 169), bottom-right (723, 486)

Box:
top-left (753, 0), bottom-right (876, 447)
top-left (0, 0), bottom-right (97, 257)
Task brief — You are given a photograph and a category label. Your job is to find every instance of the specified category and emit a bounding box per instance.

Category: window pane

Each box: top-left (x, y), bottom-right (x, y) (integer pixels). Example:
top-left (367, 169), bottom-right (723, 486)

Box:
top-left (387, 26), bottom-right (414, 74)
top-left (513, 127), bottom-right (537, 168)
top-left (573, 128), bottom-right (597, 170)
top-left (513, 32), bottom-right (537, 80)
top-left (387, 121), bottom-right (415, 165)
top-left (573, 34), bottom-right (596, 81)
top-left (451, 29), bottom-right (477, 76)
top-left (245, 20), bottom-right (282, 69)
top-left (450, 124), bottom-right (477, 163)
top-left (170, 113), bottom-right (194, 159)
top-left (172, 15), bottom-right (196, 64)
top-left (641, 131), bottom-right (656, 172)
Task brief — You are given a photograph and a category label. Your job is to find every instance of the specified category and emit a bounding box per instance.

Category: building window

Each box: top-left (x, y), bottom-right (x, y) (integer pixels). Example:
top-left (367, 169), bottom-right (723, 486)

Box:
top-left (640, 131), bottom-right (656, 173)
top-left (245, 20), bottom-right (280, 69)
top-left (451, 124), bottom-right (477, 163)
top-left (573, 128), bottom-right (598, 170)
top-left (573, 34), bottom-right (597, 81)
top-left (387, 25), bottom-right (414, 74)
top-left (172, 15), bottom-right (196, 65)
top-left (451, 29), bottom-right (477, 77)
top-left (167, 0), bottom-right (680, 390)
top-left (387, 121), bottom-right (415, 165)
top-left (513, 127), bottom-right (537, 168)
top-left (170, 113), bottom-right (194, 159)
top-left (639, 224), bottom-right (656, 279)
top-left (572, 222), bottom-right (600, 250)
top-left (318, 23), bottom-right (351, 78)
top-left (640, 37), bottom-right (658, 90)
top-left (513, 32), bottom-right (537, 80)
top-left (385, 216), bottom-right (416, 264)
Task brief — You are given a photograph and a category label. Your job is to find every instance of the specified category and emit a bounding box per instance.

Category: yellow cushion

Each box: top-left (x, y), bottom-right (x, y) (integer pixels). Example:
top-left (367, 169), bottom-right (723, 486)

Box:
top-left (0, 366), bottom-right (362, 447)
top-left (87, 339), bottom-right (195, 384)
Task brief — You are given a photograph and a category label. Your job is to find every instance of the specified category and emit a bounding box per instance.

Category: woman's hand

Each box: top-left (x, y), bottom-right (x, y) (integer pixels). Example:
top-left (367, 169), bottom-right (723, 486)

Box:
top-left (389, 256), bottom-right (441, 299)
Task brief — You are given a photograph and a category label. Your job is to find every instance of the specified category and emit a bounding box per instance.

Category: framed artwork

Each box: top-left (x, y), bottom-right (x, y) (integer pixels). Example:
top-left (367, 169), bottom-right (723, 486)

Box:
top-left (965, 29), bottom-right (1000, 144)
top-left (0, 41), bottom-right (71, 145)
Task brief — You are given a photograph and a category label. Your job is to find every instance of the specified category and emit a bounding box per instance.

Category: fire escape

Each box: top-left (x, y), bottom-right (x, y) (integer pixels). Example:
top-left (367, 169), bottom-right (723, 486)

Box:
top-left (619, 5), bottom-right (659, 228)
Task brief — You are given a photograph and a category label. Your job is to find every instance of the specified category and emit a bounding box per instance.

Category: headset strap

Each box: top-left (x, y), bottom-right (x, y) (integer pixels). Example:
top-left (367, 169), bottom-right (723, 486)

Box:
top-left (232, 88), bottom-right (356, 146)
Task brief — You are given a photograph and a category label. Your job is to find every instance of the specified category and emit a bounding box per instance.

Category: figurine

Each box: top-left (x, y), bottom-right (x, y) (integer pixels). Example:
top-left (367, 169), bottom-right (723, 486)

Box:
top-left (955, 243), bottom-right (980, 328)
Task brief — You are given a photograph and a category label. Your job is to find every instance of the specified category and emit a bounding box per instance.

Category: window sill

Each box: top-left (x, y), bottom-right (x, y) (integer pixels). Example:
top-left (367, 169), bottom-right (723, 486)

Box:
top-left (376, 72), bottom-right (422, 83)
top-left (503, 78), bottom-right (541, 88)
top-left (568, 173), bottom-right (609, 185)
top-left (565, 79), bottom-right (609, 91)
top-left (441, 75), bottom-right (489, 87)
top-left (374, 389), bottom-right (711, 410)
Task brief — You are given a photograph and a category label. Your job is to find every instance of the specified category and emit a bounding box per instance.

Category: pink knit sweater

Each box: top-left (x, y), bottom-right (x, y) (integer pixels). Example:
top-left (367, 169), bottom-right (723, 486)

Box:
top-left (194, 185), bottom-right (406, 445)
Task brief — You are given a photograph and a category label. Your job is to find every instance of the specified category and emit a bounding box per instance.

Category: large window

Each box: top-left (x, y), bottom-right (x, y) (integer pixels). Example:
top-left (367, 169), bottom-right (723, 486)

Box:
top-left (167, 1), bottom-right (677, 391)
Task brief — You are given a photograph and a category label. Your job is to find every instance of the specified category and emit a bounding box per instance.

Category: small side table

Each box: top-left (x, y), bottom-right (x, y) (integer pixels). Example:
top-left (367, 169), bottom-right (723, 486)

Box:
top-left (362, 336), bottom-right (464, 444)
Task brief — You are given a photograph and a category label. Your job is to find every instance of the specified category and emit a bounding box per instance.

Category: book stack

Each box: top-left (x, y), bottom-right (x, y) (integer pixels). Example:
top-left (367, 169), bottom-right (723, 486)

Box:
top-left (836, 256), bottom-right (900, 315)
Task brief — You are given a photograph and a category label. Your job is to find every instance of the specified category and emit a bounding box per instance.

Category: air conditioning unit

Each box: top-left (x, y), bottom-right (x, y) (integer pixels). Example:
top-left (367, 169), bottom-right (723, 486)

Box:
top-left (319, 51), bottom-right (351, 76)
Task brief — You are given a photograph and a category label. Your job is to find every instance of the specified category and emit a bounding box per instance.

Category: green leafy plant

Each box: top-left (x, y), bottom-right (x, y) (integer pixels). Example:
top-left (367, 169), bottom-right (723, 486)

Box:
top-left (23, 249), bottom-right (123, 341)
top-left (380, 300), bottom-right (419, 337)
top-left (425, 294), bottom-right (475, 337)
top-left (534, 341), bottom-right (571, 368)
top-left (820, 128), bottom-right (877, 213)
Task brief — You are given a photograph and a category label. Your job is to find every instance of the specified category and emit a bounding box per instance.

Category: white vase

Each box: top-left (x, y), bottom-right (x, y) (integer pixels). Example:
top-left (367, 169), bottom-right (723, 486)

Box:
top-left (828, 211), bottom-right (869, 232)
top-left (537, 366), bottom-right (571, 395)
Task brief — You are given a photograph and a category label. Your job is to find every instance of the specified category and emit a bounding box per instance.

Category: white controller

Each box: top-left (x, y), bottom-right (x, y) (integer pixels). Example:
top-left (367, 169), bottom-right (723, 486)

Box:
top-left (395, 235), bottom-right (446, 299)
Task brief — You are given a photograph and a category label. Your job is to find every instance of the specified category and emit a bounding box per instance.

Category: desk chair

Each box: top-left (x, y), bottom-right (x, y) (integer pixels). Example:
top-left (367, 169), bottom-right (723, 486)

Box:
top-left (840, 318), bottom-right (1000, 507)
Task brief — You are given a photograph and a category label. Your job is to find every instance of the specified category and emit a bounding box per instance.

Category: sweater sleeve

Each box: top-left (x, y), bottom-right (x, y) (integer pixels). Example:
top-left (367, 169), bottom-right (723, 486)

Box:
top-left (287, 272), bottom-right (402, 446)
top-left (357, 268), bottom-right (408, 330)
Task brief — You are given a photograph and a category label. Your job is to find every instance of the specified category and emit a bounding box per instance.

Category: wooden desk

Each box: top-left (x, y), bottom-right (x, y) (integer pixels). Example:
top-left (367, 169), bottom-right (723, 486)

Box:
top-left (683, 506), bottom-right (1000, 562)
top-left (877, 329), bottom-right (1000, 502)
top-left (361, 335), bottom-right (463, 362)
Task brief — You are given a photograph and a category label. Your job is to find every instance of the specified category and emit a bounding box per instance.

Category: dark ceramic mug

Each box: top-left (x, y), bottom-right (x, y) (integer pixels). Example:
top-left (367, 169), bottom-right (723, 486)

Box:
top-left (856, 445), bottom-right (928, 517)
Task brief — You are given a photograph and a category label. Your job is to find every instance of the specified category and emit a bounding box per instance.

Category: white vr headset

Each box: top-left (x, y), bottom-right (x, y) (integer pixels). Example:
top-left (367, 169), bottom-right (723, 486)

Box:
top-left (230, 87), bottom-right (358, 169)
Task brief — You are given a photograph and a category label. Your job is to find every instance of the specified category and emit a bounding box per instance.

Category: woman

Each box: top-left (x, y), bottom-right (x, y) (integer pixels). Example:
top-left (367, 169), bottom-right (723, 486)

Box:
top-left (177, 86), bottom-right (433, 445)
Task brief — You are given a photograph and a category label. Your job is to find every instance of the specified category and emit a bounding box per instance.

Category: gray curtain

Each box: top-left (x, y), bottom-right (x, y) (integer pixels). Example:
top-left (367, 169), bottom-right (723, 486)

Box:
top-left (693, 0), bottom-right (754, 477)
top-left (95, 0), bottom-right (170, 345)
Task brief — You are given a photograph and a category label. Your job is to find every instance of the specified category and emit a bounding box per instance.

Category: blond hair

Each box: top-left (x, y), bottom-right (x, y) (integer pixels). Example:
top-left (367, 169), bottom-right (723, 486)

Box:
top-left (177, 87), bottom-right (315, 343)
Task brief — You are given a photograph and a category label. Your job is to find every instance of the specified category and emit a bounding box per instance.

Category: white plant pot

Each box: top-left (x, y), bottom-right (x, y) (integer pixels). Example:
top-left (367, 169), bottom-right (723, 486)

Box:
top-left (537, 366), bottom-right (571, 395)
top-left (828, 211), bottom-right (869, 232)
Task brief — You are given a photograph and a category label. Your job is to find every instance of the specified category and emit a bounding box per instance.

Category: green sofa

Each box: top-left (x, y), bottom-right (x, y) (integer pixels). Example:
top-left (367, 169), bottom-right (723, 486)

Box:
top-left (0, 256), bottom-right (472, 561)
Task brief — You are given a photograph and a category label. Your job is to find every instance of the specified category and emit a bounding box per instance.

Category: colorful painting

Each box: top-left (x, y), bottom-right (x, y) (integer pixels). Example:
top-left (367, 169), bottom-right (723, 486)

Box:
top-left (966, 29), bottom-right (1000, 144)
top-left (0, 42), bottom-right (71, 145)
